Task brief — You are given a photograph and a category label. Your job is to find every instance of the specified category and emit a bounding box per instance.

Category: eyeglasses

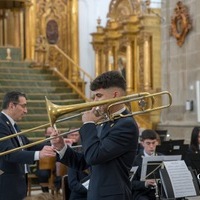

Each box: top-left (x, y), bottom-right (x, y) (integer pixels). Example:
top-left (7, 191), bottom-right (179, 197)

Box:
top-left (13, 102), bottom-right (27, 109)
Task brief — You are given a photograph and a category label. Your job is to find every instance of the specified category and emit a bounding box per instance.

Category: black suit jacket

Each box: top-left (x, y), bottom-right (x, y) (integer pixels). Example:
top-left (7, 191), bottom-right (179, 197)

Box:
top-left (60, 110), bottom-right (139, 200)
top-left (68, 168), bottom-right (88, 200)
top-left (0, 113), bottom-right (44, 200)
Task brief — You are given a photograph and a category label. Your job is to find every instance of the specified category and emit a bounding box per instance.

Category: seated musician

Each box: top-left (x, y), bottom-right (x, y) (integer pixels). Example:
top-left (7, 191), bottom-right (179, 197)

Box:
top-left (184, 127), bottom-right (200, 176)
top-left (67, 130), bottom-right (90, 200)
top-left (131, 129), bottom-right (162, 200)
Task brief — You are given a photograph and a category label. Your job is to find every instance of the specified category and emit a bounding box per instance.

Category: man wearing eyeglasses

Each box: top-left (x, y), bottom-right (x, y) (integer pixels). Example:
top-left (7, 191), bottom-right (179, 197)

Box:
top-left (0, 91), bottom-right (56, 200)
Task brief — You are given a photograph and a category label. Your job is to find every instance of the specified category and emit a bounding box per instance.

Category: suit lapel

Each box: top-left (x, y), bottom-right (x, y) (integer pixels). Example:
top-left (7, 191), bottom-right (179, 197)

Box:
top-left (0, 113), bottom-right (20, 146)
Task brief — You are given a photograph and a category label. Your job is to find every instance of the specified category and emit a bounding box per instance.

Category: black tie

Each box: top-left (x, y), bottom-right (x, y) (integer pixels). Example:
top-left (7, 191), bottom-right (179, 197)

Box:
top-left (14, 123), bottom-right (30, 173)
top-left (13, 123), bottom-right (23, 146)
top-left (14, 123), bottom-right (20, 133)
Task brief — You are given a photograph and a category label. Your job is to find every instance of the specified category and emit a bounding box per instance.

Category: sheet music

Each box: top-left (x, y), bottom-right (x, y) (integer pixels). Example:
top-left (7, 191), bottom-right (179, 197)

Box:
top-left (163, 160), bottom-right (196, 198)
top-left (140, 155), bottom-right (181, 181)
top-left (82, 179), bottom-right (90, 190)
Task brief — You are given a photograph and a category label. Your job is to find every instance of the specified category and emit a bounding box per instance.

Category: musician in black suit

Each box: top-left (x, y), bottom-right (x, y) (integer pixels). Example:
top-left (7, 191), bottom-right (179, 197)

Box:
top-left (66, 130), bottom-right (89, 200)
top-left (131, 129), bottom-right (162, 200)
top-left (51, 70), bottom-right (139, 200)
top-left (0, 91), bottom-right (56, 200)
top-left (184, 127), bottom-right (200, 176)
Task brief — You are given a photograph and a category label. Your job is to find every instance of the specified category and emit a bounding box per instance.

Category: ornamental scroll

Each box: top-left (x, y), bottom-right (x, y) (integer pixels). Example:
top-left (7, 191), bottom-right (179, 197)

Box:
top-left (170, 1), bottom-right (192, 47)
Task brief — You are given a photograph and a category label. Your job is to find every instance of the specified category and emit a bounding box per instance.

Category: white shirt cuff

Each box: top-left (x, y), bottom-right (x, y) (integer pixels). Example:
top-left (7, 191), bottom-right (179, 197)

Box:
top-left (34, 151), bottom-right (40, 161)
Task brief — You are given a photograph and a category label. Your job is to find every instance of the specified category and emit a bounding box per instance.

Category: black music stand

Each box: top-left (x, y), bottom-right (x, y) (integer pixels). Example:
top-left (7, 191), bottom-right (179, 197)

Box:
top-left (140, 155), bottom-right (182, 181)
top-left (156, 143), bottom-right (189, 160)
top-left (141, 156), bottom-right (182, 200)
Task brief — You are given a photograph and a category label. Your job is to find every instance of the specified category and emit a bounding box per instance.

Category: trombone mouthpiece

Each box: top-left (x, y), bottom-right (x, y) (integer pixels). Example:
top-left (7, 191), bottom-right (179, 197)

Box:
top-left (93, 106), bottom-right (101, 117)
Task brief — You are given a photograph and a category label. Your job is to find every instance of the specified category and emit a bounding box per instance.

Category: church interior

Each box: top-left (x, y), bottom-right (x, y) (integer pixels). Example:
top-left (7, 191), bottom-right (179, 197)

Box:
top-left (1, 0), bottom-right (200, 199)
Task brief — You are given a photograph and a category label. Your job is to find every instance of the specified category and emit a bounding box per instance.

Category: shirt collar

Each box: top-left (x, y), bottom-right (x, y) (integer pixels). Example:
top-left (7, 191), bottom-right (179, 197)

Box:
top-left (143, 150), bottom-right (155, 157)
top-left (1, 111), bottom-right (15, 126)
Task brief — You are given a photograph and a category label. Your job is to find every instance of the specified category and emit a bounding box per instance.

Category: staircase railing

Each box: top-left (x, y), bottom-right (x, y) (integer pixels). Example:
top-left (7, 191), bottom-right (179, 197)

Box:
top-left (47, 45), bottom-right (93, 101)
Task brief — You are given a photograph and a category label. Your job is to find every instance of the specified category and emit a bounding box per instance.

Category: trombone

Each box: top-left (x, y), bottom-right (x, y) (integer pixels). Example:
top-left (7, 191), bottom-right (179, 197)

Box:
top-left (0, 91), bottom-right (172, 156)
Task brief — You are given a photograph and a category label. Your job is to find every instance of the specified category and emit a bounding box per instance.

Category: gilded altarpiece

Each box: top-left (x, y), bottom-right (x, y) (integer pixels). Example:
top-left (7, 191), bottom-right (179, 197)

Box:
top-left (33, 0), bottom-right (79, 77)
top-left (91, 0), bottom-right (161, 129)
top-left (0, 0), bottom-right (79, 78)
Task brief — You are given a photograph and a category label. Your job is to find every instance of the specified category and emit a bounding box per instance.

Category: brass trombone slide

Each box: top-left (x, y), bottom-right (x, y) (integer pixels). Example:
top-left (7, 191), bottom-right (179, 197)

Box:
top-left (0, 128), bottom-right (80, 156)
top-left (0, 91), bottom-right (172, 156)
top-left (0, 113), bottom-right (82, 142)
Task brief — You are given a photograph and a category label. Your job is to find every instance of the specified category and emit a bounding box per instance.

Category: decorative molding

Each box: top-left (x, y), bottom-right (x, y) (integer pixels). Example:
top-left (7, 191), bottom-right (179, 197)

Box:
top-left (107, 0), bottom-right (132, 21)
top-left (170, 1), bottom-right (192, 47)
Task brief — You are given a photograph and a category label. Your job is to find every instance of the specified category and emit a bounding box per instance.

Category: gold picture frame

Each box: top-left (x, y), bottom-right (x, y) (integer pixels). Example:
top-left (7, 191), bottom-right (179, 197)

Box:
top-left (170, 1), bottom-right (192, 47)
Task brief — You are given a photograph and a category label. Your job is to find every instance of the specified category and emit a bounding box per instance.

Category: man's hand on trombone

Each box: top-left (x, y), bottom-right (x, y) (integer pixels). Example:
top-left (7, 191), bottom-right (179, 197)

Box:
top-left (82, 107), bottom-right (106, 124)
top-left (49, 128), bottom-right (65, 151)
top-left (39, 145), bottom-right (57, 159)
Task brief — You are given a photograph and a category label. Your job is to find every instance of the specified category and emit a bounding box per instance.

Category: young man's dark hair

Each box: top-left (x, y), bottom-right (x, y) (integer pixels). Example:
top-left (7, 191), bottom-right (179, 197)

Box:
top-left (2, 91), bottom-right (26, 109)
top-left (90, 70), bottom-right (126, 91)
top-left (140, 129), bottom-right (157, 141)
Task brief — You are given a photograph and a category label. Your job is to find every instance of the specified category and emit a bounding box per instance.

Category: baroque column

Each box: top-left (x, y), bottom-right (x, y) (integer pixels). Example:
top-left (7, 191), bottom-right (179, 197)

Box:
top-left (24, 0), bottom-right (33, 60)
top-left (126, 41), bottom-right (133, 93)
top-left (143, 33), bottom-right (152, 91)
top-left (94, 47), bottom-right (100, 77)
top-left (71, 0), bottom-right (79, 81)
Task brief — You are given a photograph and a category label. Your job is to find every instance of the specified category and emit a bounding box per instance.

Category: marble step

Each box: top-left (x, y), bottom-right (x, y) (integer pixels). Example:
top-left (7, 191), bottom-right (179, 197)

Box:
top-left (0, 86), bottom-right (73, 93)
top-left (0, 73), bottom-right (59, 80)
top-left (0, 47), bottom-right (21, 61)
top-left (0, 67), bottom-right (52, 74)
top-left (0, 79), bottom-right (67, 87)
top-left (18, 120), bottom-right (82, 130)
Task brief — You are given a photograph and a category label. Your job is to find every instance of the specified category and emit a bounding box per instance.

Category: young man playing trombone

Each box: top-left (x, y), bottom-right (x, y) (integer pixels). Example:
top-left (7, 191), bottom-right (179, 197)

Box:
top-left (51, 70), bottom-right (139, 200)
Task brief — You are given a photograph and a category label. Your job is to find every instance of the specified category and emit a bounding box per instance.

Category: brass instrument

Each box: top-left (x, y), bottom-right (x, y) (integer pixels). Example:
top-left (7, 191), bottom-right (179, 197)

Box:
top-left (0, 91), bottom-right (172, 156)
top-left (0, 112), bottom-right (82, 142)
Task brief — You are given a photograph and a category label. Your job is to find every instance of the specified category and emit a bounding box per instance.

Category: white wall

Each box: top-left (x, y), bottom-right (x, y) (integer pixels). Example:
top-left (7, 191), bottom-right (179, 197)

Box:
top-left (78, 0), bottom-right (162, 79)
top-left (78, 0), bottom-right (111, 79)
top-left (78, 0), bottom-right (161, 97)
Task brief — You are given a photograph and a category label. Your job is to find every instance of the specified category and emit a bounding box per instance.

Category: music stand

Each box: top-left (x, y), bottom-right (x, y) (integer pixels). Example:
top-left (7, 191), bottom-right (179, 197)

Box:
top-left (156, 143), bottom-right (189, 160)
top-left (140, 155), bottom-right (182, 181)
top-left (161, 139), bottom-right (184, 147)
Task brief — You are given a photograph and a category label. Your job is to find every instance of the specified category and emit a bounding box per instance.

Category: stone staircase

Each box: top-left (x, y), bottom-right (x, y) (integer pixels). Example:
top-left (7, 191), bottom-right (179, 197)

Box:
top-left (0, 54), bottom-right (84, 139)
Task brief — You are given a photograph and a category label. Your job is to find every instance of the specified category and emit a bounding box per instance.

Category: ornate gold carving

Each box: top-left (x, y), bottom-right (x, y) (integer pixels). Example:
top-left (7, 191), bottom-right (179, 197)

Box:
top-left (107, 0), bottom-right (132, 21)
top-left (170, 1), bottom-right (192, 47)
top-left (128, 0), bottom-right (141, 15)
